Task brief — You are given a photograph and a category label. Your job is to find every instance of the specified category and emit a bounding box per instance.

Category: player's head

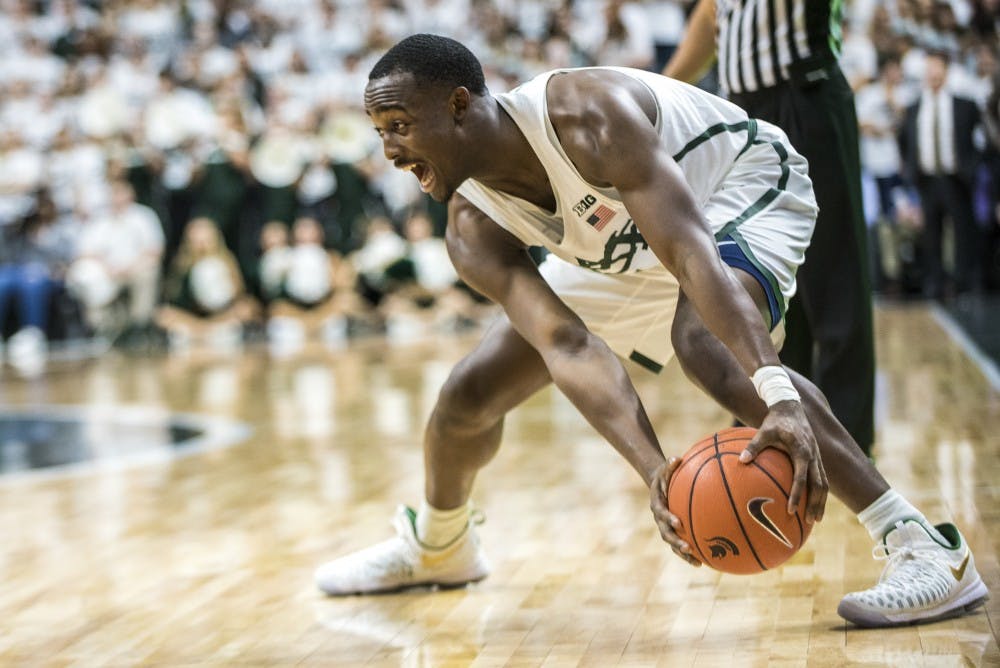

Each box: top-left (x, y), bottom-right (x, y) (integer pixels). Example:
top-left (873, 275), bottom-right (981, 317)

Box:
top-left (365, 34), bottom-right (488, 202)
top-left (369, 34), bottom-right (487, 98)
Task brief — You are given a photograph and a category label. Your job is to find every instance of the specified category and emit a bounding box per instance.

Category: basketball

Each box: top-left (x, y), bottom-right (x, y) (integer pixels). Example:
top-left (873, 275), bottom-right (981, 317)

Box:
top-left (667, 427), bottom-right (812, 574)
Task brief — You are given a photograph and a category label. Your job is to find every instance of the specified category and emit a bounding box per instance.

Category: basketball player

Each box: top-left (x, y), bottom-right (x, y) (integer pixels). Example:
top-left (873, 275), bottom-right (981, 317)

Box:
top-left (315, 35), bottom-right (988, 628)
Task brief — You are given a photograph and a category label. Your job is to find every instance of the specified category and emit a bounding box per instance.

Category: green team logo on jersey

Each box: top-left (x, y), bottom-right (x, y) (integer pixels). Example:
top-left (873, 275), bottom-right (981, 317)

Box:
top-left (576, 220), bottom-right (649, 273)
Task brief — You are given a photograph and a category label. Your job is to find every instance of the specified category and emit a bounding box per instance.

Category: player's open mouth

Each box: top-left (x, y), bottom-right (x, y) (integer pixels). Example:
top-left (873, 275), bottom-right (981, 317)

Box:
top-left (401, 161), bottom-right (436, 193)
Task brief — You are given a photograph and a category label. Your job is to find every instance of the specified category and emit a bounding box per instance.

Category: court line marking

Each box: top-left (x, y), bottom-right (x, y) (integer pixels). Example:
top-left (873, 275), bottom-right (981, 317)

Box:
top-left (0, 404), bottom-right (251, 485)
top-left (930, 303), bottom-right (1000, 393)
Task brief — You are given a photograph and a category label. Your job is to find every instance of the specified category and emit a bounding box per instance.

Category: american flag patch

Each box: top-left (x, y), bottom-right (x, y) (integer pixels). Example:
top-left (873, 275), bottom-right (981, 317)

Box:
top-left (586, 204), bottom-right (616, 231)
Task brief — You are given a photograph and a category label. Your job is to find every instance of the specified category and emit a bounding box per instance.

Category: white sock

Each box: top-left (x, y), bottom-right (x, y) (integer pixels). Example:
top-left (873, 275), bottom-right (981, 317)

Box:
top-left (416, 500), bottom-right (470, 548)
top-left (857, 489), bottom-right (946, 543)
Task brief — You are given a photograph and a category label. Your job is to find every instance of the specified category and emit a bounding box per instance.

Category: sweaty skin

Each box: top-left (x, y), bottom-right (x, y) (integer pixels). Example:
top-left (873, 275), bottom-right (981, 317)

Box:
top-left (364, 68), bottom-right (885, 565)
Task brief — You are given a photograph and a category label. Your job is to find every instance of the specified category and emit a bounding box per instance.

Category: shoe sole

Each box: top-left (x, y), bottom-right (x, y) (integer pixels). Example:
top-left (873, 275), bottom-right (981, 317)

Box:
top-left (318, 573), bottom-right (490, 597)
top-left (838, 578), bottom-right (989, 628)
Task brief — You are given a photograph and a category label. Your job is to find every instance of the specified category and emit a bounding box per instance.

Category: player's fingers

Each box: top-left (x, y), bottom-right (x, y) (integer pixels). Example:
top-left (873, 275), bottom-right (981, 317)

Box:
top-left (664, 456), bottom-right (682, 484)
top-left (654, 512), bottom-right (695, 556)
top-left (670, 534), bottom-right (692, 555)
top-left (654, 513), bottom-right (682, 544)
top-left (651, 459), bottom-right (675, 496)
top-left (670, 543), bottom-right (702, 566)
top-left (652, 458), bottom-right (700, 565)
top-left (670, 544), bottom-right (701, 566)
top-left (787, 455), bottom-right (809, 515)
top-left (651, 458), bottom-right (681, 508)
top-left (819, 457), bottom-right (830, 519)
top-left (661, 528), bottom-right (691, 556)
top-left (804, 458), bottom-right (822, 523)
top-left (808, 452), bottom-right (829, 523)
top-left (650, 487), bottom-right (671, 517)
top-left (650, 500), bottom-right (672, 528)
top-left (651, 508), bottom-right (676, 533)
top-left (739, 432), bottom-right (766, 463)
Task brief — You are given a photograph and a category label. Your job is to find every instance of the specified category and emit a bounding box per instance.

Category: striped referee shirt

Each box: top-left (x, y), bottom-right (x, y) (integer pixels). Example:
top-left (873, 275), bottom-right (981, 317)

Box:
top-left (717, 0), bottom-right (844, 95)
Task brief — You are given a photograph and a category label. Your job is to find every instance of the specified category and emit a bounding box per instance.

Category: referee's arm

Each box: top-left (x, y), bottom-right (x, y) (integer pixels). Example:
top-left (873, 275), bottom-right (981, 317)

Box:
top-left (662, 0), bottom-right (717, 83)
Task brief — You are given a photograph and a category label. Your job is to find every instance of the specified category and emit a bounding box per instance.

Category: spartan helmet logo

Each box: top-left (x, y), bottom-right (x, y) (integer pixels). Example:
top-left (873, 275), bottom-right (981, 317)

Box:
top-left (707, 536), bottom-right (740, 559)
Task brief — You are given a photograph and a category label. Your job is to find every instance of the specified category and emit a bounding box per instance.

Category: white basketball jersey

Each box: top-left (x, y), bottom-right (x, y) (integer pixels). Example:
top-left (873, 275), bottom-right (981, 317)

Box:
top-left (457, 67), bottom-right (793, 276)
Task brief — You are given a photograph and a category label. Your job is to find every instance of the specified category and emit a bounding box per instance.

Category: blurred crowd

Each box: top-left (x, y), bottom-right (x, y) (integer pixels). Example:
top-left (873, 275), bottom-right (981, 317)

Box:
top-left (844, 0), bottom-right (1000, 299)
top-left (0, 0), bottom-right (998, 372)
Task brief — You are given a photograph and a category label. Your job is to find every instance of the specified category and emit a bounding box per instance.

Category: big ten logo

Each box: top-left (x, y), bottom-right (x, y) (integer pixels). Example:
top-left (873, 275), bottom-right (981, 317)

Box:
top-left (572, 193), bottom-right (597, 217)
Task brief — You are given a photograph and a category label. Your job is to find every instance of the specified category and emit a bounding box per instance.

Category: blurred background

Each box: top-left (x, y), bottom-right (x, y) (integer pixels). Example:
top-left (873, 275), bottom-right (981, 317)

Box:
top-left (1, 6), bottom-right (998, 662)
top-left (0, 0), bottom-right (998, 376)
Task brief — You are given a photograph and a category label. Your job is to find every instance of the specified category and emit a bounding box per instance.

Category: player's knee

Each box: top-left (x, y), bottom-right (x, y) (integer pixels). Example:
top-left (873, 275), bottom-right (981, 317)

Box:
top-left (671, 315), bottom-right (707, 372)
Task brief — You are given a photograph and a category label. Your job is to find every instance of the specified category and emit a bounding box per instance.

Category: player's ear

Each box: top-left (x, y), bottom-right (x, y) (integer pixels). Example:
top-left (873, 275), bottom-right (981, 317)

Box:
top-left (449, 87), bottom-right (471, 123)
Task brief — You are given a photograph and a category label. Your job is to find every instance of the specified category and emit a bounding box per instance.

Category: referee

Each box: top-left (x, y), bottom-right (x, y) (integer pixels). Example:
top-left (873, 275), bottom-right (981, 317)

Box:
top-left (665, 0), bottom-right (875, 455)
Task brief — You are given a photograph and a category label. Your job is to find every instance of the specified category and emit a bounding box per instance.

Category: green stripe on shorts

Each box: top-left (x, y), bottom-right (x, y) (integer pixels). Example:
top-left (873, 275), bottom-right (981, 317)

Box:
top-left (673, 123), bottom-right (794, 320)
top-left (629, 350), bottom-right (664, 374)
top-left (713, 138), bottom-right (791, 240)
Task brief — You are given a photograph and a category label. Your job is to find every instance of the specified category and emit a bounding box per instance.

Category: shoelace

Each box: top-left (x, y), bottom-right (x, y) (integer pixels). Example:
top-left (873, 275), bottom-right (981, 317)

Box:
top-left (871, 521), bottom-right (944, 586)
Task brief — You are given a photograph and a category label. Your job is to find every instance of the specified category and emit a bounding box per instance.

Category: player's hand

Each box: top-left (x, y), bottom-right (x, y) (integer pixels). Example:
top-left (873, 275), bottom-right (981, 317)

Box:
top-left (740, 400), bottom-right (828, 523)
top-left (649, 457), bottom-right (702, 567)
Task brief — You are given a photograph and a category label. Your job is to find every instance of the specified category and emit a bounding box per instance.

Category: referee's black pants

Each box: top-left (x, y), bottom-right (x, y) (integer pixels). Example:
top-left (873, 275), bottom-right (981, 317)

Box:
top-left (732, 69), bottom-right (876, 454)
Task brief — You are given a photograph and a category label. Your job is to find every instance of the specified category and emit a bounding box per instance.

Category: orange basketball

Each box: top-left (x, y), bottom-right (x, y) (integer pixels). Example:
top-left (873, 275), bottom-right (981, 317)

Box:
top-left (666, 427), bottom-right (812, 574)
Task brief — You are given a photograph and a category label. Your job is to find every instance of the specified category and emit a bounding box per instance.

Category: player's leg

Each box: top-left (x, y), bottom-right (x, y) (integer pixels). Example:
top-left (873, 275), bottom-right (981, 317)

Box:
top-left (315, 316), bottom-right (552, 595)
top-left (424, 316), bottom-right (552, 509)
top-left (748, 74), bottom-right (876, 454)
top-left (670, 269), bottom-right (987, 627)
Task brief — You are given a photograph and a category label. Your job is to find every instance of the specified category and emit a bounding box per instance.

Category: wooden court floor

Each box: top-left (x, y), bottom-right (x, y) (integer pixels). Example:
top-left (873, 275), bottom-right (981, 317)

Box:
top-left (0, 304), bottom-right (997, 666)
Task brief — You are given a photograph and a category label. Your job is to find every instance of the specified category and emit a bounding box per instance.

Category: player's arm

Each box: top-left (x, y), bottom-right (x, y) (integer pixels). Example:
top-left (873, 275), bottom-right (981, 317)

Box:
top-left (662, 0), bottom-right (717, 83)
top-left (447, 196), bottom-right (703, 564)
top-left (446, 195), bottom-right (668, 488)
top-left (549, 74), bottom-right (825, 522)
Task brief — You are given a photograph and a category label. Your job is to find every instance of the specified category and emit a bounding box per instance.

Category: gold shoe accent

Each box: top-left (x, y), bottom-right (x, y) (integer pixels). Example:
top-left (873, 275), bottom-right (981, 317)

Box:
top-left (950, 551), bottom-right (970, 581)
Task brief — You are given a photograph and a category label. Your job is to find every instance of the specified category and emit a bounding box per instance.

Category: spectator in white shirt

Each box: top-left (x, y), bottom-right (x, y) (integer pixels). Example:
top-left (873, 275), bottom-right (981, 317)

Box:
top-left (402, 0), bottom-right (471, 38)
top-left (67, 179), bottom-right (164, 336)
top-left (840, 20), bottom-right (879, 90)
top-left (7, 36), bottom-right (67, 93)
top-left (116, 0), bottom-right (181, 66)
top-left (857, 57), bottom-right (918, 210)
top-left (298, 0), bottom-right (371, 69)
top-left (856, 56), bottom-right (920, 292)
top-left (0, 129), bottom-right (44, 226)
top-left (593, 0), bottom-right (655, 70)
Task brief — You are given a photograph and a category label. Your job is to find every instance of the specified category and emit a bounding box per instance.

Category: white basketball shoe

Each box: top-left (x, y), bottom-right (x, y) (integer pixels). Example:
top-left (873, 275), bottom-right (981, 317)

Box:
top-left (838, 519), bottom-right (989, 627)
top-left (315, 505), bottom-right (491, 595)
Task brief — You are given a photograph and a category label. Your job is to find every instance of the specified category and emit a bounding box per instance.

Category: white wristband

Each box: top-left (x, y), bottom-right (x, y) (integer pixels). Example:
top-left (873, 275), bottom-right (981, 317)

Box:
top-left (751, 365), bottom-right (801, 407)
